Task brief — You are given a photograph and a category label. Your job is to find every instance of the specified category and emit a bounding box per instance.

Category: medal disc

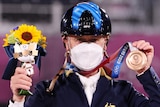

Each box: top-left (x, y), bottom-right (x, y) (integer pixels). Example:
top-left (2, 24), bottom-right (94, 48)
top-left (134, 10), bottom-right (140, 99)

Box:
top-left (126, 50), bottom-right (147, 71)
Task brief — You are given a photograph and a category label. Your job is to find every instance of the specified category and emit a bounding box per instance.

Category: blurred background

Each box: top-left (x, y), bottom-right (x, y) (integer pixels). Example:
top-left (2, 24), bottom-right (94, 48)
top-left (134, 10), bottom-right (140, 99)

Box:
top-left (0, 0), bottom-right (160, 106)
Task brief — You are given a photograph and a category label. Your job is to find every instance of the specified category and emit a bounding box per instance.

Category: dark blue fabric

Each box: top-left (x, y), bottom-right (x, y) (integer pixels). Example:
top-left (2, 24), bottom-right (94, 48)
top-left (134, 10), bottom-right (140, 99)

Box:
top-left (25, 68), bottom-right (160, 107)
top-left (2, 58), bottom-right (18, 80)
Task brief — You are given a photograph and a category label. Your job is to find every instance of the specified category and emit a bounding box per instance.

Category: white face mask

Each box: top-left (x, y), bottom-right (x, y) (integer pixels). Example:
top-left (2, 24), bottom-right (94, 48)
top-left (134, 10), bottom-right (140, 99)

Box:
top-left (70, 42), bottom-right (104, 71)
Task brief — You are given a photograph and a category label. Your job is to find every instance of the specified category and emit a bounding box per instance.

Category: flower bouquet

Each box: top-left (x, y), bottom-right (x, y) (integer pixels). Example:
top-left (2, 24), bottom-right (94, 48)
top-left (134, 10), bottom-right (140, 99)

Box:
top-left (2, 24), bottom-right (47, 95)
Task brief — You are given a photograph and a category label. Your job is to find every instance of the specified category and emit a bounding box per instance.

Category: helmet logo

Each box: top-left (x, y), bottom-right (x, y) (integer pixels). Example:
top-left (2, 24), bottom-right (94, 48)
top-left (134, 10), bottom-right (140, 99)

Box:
top-left (72, 2), bottom-right (101, 31)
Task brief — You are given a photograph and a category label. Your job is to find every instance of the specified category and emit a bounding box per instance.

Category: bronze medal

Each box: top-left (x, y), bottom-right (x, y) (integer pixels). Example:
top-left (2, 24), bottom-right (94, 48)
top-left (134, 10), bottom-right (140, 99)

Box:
top-left (126, 50), bottom-right (147, 71)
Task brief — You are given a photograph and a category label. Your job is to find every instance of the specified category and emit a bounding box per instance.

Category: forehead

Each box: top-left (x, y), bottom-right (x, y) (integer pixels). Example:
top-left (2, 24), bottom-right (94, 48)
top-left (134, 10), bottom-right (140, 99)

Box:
top-left (67, 35), bottom-right (109, 42)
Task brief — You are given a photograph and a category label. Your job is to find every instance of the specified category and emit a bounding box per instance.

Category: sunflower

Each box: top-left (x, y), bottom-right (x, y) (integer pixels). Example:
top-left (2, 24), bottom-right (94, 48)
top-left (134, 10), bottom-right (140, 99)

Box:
top-left (14, 24), bottom-right (42, 44)
top-left (3, 24), bottom-right (47, 49)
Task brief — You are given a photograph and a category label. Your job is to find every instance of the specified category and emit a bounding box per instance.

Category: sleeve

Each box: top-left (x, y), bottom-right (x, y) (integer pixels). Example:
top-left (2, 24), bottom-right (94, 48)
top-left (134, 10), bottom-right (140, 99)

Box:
top-left (24, 80), bottom-right (52, 107)
top-left (8, 100), bottom-right (24, 107)
top-left (136, 67), bottom-right (160, 106)
top-left (7, 80), bottom-right (53, 107)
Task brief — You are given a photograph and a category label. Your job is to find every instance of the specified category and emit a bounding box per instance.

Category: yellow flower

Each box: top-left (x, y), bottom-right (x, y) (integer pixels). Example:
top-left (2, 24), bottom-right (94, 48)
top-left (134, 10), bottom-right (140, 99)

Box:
top-left (3, 30), bottom-right (16, 47)
top-left (39, 35), bottom-right (47, 49)
top-left (3, 34), bottom-right (9, 47)
top-left (14, 24), bottom-right (42, 44)
top-left (3, 24), bottom-right (47, 49)
top-left (3, 38), bottom-right (9, 47)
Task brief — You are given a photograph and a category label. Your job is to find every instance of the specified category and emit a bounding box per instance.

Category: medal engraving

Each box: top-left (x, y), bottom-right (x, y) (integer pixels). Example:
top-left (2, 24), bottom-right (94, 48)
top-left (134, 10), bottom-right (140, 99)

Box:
top-left (126, 50), bottom-right (147, 71)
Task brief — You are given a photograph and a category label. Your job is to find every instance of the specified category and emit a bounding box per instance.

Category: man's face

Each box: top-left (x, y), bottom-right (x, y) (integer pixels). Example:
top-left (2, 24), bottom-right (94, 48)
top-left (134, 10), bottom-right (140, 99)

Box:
top-left (63, 35), bottom-right (109, 51)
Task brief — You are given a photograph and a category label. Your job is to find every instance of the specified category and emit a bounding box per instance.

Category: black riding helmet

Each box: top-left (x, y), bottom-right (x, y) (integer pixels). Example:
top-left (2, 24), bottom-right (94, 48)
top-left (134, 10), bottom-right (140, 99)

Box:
top-left (61, 2), bottom-right (111, 36)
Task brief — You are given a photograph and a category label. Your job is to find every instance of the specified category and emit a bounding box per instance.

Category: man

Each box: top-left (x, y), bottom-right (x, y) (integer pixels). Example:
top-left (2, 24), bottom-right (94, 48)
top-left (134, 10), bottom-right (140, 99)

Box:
top-left (8, 2), bottom-right (160, 107)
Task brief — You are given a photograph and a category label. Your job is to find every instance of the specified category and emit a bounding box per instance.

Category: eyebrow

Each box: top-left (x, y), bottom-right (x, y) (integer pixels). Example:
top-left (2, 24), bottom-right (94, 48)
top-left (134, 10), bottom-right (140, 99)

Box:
top-left (77, 37), bottom-right (98, 42)
top-left (73, 35), bottom-right (103, 41)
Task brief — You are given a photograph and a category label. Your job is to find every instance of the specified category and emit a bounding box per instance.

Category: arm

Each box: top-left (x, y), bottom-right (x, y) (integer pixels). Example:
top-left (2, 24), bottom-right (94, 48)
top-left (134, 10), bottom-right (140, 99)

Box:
top-left (137, 67), bottom-right (160, 105)
top-left (8, 67), bottom-right (32, 107)
top-left (131, 40), bottom-right (160, 105)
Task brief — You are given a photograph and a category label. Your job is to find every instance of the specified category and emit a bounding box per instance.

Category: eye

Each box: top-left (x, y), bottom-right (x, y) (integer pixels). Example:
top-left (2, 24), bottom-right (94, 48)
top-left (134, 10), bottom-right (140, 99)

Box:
top-left (73, 38), bottom-right (80, 42)
top-left (77, 38), bottom-right (83, 42)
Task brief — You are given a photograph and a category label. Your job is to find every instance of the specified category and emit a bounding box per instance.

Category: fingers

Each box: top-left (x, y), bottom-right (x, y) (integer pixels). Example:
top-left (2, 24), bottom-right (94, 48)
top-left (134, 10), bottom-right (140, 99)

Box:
top-left (10, 67), bottom-right (32, 96)
top-left (10, 75), bottom-right (32, 90)
top-left (14, 67), bottom-right (27, 75)
top-left (132, 40), bottom-right (154, 53)
top-left (131, 40), bottom-right (154, 73)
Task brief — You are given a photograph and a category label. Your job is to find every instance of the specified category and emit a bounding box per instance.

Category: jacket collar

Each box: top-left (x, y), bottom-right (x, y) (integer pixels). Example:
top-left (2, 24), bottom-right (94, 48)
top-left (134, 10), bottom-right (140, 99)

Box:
top-left (65, 67), bottom-right (112, 80)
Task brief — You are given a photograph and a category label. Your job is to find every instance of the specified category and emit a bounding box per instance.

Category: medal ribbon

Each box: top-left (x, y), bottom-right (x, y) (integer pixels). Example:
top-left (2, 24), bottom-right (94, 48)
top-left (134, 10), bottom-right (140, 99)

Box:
top-left (111, 43), bottom-right (130, 78)
top-left (86, 42), bottom-right (135, 78)
top-left (47, 42), bottom-right (136, 93)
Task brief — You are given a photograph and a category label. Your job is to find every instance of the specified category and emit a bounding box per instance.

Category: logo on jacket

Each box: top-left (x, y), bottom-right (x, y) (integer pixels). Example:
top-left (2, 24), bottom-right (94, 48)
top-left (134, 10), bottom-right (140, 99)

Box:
top-left (104, 102), bottom-right (116, 107)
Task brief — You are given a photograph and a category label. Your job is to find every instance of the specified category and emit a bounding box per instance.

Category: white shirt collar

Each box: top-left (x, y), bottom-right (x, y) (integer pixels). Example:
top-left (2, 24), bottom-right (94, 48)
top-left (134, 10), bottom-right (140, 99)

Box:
top-left (76, 71), bottom-right (100, 106)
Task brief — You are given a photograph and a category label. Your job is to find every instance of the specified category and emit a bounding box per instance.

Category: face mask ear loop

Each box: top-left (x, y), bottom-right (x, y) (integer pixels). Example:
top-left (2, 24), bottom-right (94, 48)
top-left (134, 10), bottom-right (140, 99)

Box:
top-left (46, 40), bottom-right (71, 93)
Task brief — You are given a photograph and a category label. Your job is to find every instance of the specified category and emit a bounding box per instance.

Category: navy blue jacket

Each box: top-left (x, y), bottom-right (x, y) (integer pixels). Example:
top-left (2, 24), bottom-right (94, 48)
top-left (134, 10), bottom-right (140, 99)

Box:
top-left (25, 67), bottom-right (160, 107)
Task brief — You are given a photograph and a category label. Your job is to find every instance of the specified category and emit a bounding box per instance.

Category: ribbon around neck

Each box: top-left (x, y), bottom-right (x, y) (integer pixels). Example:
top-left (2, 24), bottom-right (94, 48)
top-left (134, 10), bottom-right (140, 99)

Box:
top-left (86, 42), bottom-right (137, 78)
